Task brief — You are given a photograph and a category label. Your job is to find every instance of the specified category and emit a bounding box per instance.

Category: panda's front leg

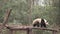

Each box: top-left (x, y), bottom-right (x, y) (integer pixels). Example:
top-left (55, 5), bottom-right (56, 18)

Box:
top-left (37, 24), bottom-right (39, 27)
top-left (43, 24), bottom-right (47, 28)
top-left (41, 23), bottom-right (47, 28)
top-left (36, 23), bottom-right (40, 27)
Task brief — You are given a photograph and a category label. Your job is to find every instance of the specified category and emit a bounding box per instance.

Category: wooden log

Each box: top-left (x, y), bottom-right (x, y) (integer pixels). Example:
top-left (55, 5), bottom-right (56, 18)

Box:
top-left (6, 26), bottom-right (59, 34)
top-left (6, 26), bottom-right (58, 32)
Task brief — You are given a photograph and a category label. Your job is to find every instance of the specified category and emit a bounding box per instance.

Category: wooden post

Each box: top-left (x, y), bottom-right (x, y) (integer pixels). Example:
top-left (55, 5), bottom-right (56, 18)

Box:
top-left (52, 31), bottom-right (57, 34)
top-left (8, 29), bottom-right (16, 34)
top-left (12, 30), bottom-right (16, 34)
top-left (27, 28), bottom-right (32, 34)
top-left (7, 29), bottom-right (13, 34)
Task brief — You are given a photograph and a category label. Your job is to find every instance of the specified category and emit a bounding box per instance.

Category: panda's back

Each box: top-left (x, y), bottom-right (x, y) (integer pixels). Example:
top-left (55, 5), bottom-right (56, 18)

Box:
top-left (33, 18), bottom-right (41, 24)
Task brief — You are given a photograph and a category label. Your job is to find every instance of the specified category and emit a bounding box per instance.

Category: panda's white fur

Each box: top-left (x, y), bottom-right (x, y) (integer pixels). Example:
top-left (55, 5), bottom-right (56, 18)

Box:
top-left (32, 18), bottom-right (49, 27)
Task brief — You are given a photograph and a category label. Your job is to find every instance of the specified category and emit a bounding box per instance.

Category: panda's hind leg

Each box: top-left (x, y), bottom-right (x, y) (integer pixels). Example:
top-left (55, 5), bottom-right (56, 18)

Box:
top-left (33, 24), bottom-right (39, 27)
top-left (33, 24), bottom-right (36, 27)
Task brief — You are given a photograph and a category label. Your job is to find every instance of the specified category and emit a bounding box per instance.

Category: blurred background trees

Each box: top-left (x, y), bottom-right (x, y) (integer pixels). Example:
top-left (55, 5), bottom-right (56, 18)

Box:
top-left (0, 0), bottom-right (60, 34)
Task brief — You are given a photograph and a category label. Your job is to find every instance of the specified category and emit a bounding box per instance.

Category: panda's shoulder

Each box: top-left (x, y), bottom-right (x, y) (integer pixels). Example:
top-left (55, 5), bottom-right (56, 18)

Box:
top-left (34, 18), bottom-right (41, 21)
top-left (44, 19), bottom-right (47, 22)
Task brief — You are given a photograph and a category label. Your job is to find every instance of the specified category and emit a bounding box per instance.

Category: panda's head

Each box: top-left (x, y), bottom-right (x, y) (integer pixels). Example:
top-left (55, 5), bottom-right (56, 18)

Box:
top-left (43, 19), bottom-right (49, 25)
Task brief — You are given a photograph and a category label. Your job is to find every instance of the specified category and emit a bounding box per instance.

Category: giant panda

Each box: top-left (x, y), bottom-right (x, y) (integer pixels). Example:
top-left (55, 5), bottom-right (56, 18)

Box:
top-left (32, 18), bottom-right (49, 28)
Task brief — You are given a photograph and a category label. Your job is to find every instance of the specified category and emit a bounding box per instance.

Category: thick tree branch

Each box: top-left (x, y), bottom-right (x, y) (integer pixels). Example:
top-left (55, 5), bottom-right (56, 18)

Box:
top-left (6, 26), bottom-right (59, 32)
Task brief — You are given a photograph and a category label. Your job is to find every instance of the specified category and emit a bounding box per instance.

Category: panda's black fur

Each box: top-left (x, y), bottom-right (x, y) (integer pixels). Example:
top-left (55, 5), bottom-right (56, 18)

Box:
top-left (41, 18), bottom-right (46, 27)
top-left (32, 18), bottom-right (48, 28)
